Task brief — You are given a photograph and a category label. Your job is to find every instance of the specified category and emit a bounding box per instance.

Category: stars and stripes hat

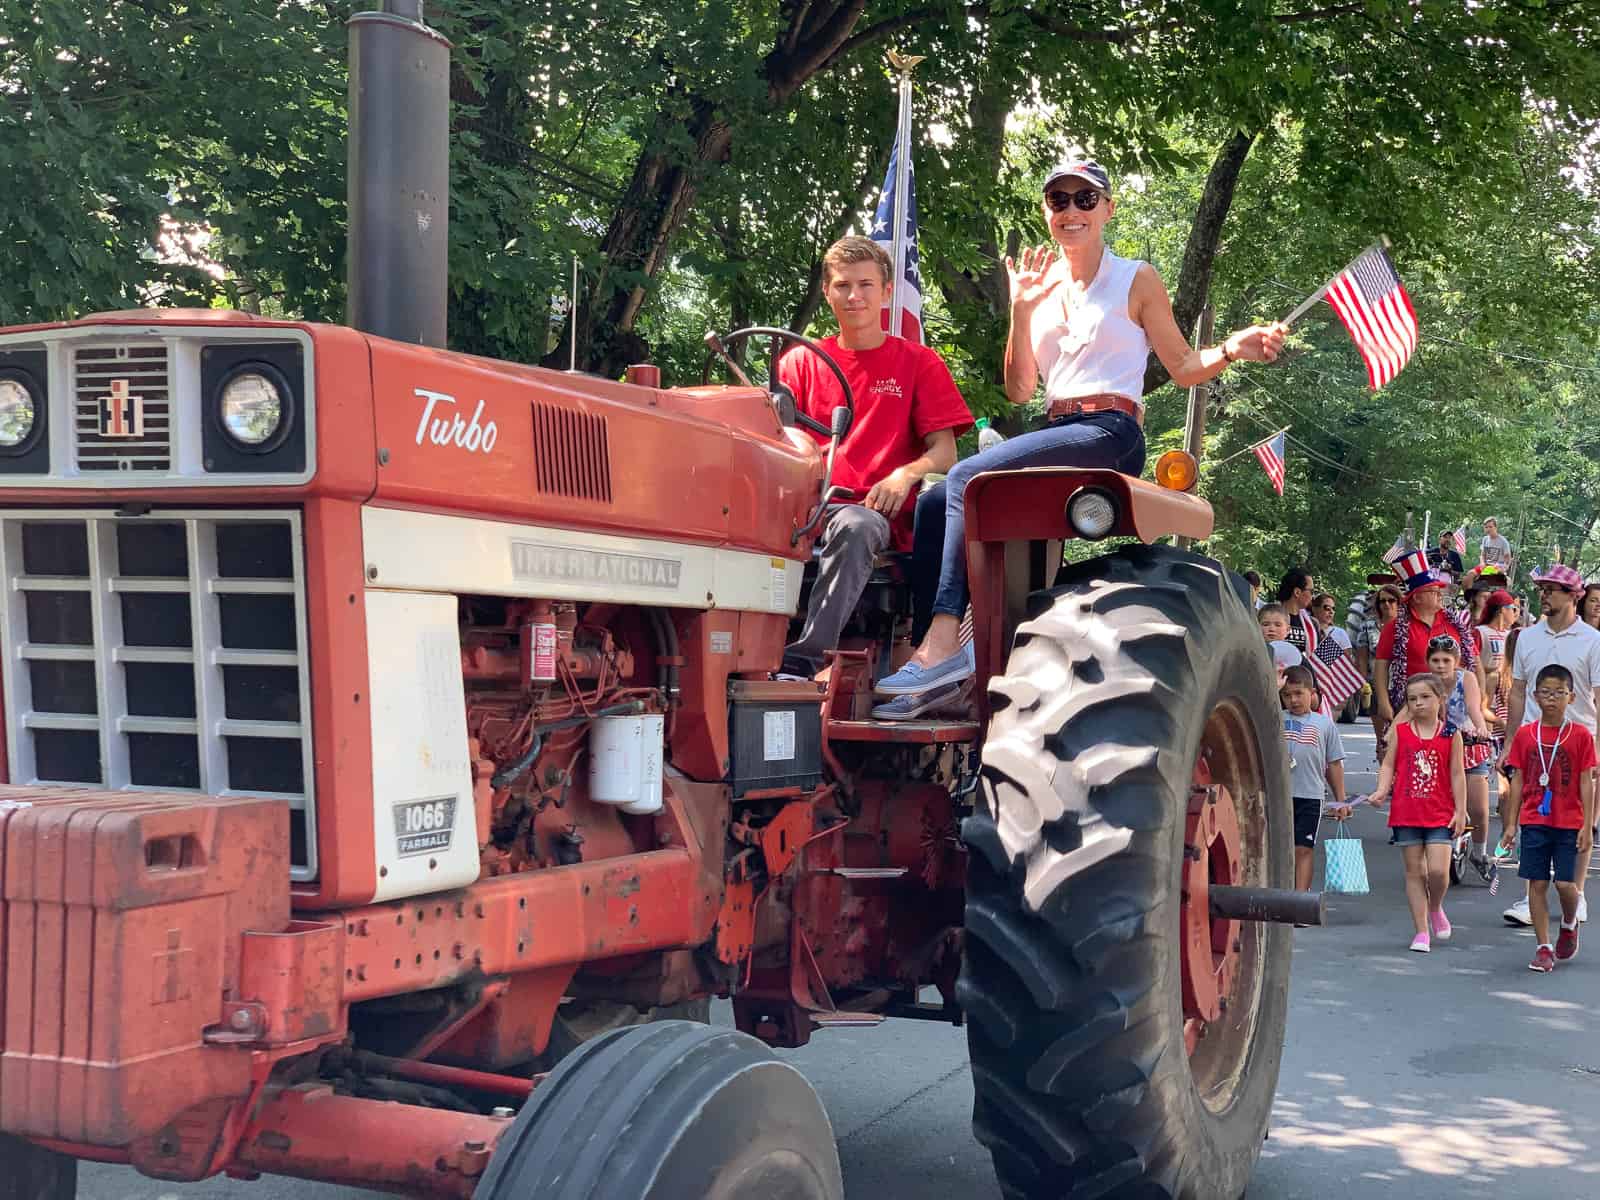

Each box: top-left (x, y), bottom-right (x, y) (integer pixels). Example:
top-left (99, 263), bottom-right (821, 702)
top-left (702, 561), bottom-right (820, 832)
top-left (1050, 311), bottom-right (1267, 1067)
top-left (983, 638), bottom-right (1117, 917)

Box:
top-left (1394, 549), bottom-right (1448, 594)
top-left (1531, 564), bottom-right (1585, 594)
top-left (1043, 159), bottom-right (1111, 195)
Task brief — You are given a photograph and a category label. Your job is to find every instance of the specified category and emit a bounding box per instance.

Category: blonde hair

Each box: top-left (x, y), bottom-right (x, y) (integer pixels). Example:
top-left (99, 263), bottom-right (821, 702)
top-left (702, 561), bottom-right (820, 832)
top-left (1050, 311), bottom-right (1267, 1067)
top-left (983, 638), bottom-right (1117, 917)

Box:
top-left (822, 235), bottom-right (892, 286)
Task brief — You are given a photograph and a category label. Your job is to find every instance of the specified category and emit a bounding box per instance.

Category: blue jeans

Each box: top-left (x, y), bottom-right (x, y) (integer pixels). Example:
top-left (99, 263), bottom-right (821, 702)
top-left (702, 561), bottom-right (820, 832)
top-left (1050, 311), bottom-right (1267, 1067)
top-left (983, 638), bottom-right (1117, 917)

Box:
top-left (912, 411), bottom-right (1146, 626)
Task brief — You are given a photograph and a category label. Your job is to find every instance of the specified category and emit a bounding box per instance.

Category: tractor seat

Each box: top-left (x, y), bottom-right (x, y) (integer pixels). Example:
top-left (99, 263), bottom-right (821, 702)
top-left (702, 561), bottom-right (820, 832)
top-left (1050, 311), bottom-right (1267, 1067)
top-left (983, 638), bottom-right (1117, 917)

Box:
top-left (869, 550), bottom-right (913, 582)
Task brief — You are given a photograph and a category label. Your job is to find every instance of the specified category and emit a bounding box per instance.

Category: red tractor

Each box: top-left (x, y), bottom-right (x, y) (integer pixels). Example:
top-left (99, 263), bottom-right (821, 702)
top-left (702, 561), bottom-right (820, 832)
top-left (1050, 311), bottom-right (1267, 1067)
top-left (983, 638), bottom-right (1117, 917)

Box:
top-left (0, 6), bottom-right (1309, 1198)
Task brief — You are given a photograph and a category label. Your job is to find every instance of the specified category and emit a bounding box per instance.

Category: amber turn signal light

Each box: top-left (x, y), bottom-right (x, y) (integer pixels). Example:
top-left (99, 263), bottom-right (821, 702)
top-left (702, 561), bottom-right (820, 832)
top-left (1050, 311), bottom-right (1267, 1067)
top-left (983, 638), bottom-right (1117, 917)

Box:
top-left (1155, 450), bottom-right (1199, 492)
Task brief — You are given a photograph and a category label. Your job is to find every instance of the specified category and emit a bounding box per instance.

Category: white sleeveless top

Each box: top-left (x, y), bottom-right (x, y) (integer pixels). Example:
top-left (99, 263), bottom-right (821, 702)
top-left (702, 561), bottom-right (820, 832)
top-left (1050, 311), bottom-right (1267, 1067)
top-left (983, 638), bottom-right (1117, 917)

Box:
top-left (1030, 249), bottom-right (1150, 407)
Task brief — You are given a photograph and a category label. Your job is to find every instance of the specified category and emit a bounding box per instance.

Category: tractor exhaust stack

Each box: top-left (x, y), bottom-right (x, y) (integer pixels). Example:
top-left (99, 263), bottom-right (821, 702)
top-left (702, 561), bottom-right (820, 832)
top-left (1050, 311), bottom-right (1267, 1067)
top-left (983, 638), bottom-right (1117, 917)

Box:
top-left (346, 1), bottom-right (451, 347)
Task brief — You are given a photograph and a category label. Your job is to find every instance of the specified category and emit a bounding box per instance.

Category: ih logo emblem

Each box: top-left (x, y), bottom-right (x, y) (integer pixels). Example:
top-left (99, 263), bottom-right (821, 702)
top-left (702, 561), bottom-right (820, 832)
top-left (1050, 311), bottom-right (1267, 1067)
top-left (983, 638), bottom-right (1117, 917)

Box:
top-left (100, 378), bottom-right (145, 438)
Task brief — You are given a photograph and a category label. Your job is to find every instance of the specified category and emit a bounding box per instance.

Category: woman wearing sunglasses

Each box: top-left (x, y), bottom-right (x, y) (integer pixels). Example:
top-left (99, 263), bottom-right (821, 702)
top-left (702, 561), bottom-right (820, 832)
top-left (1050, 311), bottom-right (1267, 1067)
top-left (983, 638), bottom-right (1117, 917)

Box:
top-left (877, 159), bottom-right (1287, 702)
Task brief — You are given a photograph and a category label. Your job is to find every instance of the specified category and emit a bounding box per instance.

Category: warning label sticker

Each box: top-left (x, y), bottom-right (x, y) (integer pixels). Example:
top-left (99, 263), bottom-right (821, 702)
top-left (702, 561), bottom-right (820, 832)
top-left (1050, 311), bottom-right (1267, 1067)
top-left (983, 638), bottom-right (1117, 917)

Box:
top-left (763, 710), bottom-right (796, 762)
top-left (393, 795), bottom-right (457, 858)
top-left (769, 558), bottom-right (790, 612)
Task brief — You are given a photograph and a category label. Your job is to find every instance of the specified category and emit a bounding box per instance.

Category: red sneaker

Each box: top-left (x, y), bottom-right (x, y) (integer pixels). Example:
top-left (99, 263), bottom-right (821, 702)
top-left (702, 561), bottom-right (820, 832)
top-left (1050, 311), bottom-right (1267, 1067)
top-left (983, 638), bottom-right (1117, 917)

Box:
top-left (1529, 945), bottom-right (1556, 973)
top-left (1556, 925), bottom-right (1580, 961)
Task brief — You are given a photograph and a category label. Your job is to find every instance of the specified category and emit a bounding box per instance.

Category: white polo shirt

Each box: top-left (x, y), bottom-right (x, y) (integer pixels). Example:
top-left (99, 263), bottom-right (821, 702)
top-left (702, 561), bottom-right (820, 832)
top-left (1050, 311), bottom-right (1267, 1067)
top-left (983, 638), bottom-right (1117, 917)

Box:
top-left (1510, 617), bottom-right (1600, 730)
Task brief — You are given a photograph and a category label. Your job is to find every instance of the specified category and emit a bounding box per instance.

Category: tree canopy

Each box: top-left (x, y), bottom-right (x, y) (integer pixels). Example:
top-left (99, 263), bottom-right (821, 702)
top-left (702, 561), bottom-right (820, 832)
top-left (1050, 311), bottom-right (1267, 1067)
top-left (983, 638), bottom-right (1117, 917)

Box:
top-left (4, 0), bottom-right (1600, 600)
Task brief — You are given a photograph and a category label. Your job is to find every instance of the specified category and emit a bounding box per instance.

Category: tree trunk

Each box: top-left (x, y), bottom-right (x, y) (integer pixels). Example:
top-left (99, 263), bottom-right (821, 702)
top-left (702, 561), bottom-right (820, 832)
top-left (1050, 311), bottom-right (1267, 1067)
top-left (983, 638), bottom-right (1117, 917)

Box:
top-left (1142, 129), bottom-right (1257, 396)
top-left (789, 129), bottom-right (895, 334)
top-left (562, 0), bottom-right (908, 374)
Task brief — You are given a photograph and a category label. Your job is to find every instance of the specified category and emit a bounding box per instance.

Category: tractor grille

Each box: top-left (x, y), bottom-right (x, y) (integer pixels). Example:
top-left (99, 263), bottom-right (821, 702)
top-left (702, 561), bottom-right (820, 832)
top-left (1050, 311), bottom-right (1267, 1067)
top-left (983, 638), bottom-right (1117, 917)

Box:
top-left (72, 344), bottom-right (173, 472)
top-left (0, 510), bottom-right (316, 879)
top-left (532, 402), bottom-right (612, 503)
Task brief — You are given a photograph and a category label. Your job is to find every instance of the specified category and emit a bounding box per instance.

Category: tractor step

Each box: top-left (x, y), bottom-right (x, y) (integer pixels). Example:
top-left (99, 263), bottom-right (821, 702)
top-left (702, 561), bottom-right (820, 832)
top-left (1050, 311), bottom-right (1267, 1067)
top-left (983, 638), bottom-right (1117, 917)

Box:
top-left (830, 867), bottom-right (908, 879)
top-left (825, 719), bottom-right (980, 744)
top-left (808, 1011), bottom-right (887, 1028)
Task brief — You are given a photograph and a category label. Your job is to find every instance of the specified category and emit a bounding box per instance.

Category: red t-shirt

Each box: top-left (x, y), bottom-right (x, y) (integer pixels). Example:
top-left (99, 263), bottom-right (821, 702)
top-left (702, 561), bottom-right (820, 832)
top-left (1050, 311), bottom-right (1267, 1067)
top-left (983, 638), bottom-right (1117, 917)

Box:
top-left (1375, 610), bottom-right (1477, 679)
top-left (778, 335), bottom-right (972, 548)
top-left (1388, 718), bottom-right (1460, 828)
top-left (1504, 721), bottom-right (1597, 829)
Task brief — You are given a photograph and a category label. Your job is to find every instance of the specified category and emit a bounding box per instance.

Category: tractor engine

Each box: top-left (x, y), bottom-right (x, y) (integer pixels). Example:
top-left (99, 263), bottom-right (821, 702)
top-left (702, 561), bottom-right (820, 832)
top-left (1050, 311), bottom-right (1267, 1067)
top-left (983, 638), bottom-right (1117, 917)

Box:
top-left (459, 597), bottom-right (658, 878)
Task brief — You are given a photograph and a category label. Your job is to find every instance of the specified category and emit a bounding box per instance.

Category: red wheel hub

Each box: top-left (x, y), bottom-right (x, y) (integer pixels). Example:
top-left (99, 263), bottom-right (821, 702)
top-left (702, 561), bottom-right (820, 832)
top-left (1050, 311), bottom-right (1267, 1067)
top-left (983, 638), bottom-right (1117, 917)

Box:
top-left (1181, 759), bottom-right (1242, 1055)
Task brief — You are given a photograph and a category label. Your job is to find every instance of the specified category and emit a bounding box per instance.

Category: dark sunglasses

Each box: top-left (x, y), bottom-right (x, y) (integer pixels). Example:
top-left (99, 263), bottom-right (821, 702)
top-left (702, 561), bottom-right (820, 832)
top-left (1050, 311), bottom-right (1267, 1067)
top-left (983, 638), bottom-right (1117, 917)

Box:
top-left (1044, 188), bottom-right (1104, 213)
top-left (1427, 635), bottom-right (1460, 653)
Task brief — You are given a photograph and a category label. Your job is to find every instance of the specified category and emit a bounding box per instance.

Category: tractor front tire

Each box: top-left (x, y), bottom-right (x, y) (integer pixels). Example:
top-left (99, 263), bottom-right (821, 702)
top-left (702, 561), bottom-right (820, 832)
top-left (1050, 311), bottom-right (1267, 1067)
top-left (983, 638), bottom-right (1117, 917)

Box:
top-left (0, 1134), bottom-right (76, 1200)
top-left (959, 544), bottom-right (1293, 1200)
top-left (476, 1020), bottom-right (842, 1200)
top-left (539, 997), bottom-right (711, 1068)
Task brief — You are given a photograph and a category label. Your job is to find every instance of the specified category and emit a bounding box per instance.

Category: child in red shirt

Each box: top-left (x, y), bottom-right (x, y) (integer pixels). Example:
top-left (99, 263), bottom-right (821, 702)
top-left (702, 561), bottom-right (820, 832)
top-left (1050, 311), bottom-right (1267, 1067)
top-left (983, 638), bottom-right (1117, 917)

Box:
top-left (1500, 663), bottom-right (1597, 972)
top-left (1370, 672), bottom-right (1466, 953)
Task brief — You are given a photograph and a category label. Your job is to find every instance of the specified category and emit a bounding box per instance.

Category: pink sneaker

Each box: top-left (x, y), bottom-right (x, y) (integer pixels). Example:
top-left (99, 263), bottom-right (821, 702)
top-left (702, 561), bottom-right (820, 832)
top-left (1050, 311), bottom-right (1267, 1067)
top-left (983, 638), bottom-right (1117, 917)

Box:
top-left (1429, 910), bottom-right (1452, 941)
top-left (1409, 933), bottom-right (1431, 953)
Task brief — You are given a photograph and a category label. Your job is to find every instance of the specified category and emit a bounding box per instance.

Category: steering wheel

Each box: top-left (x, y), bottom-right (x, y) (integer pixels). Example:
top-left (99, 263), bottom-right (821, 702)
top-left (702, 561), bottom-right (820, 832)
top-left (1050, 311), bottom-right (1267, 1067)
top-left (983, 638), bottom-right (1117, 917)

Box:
top-left (701, 325), bottom-right (854, 439)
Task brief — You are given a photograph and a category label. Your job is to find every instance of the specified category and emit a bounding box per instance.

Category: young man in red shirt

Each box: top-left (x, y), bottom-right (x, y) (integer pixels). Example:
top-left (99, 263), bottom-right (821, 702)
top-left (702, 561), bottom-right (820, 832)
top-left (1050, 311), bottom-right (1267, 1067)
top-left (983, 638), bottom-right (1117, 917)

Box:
top-left (778, 236), bottom-right (972, 680)
top-left (1501, 663), bottom-right (1597, 971)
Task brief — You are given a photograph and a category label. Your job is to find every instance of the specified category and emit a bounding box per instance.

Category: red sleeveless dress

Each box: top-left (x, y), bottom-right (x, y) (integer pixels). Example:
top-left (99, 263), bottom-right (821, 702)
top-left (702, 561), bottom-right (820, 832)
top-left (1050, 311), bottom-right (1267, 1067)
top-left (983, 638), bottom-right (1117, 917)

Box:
top-left (1389, 719), bottom-right (1457, 829)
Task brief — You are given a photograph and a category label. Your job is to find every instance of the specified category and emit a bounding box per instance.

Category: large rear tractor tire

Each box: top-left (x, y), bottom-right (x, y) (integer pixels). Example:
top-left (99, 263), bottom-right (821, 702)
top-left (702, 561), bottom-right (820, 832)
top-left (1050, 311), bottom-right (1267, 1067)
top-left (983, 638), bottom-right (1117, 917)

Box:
top-left (476, 1020), bottom-right (843, 1200)
top-left (0, 1134), bottom-right (77, 1200)
top-left (959, 544), bottom-right (1293, 1199)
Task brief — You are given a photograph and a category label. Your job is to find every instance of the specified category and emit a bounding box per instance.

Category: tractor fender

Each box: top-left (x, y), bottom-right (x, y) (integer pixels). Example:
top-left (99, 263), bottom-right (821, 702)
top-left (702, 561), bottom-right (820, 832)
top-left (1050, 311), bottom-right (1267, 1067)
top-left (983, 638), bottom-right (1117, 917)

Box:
top-left (960, 467), bottom-right (1215, 721)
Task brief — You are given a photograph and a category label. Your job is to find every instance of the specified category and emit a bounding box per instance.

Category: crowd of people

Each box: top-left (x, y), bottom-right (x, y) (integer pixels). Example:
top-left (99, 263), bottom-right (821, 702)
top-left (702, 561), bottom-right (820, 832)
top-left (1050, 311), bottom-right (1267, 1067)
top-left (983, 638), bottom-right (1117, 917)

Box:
top-left (1250, 528), bottom-right (1599, 973)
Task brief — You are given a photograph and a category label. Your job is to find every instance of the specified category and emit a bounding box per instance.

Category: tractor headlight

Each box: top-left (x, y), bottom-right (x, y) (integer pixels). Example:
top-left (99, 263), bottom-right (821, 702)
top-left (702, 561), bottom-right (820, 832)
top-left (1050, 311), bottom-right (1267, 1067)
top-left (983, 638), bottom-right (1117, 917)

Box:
top-left (1066, 488), bottom-right (1118, 541)
top-left (0, 378), bottom-right (37, 449)
top-left (218, 368), bottom-right (287, 449)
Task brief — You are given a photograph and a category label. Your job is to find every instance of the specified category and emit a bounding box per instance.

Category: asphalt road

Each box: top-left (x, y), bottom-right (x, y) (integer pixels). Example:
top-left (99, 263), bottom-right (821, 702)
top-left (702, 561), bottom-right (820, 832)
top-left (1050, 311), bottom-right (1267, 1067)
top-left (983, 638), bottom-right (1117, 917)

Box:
top-left (81, 723), bottom-right (1600, 1200)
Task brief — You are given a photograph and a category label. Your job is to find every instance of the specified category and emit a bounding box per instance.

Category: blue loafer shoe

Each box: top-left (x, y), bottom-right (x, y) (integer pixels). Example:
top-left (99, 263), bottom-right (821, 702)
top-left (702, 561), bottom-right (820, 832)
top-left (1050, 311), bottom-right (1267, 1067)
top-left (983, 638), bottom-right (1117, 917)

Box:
top-left (871, 681), bottom-right (967, 721)
top-left (875, 645), bottom-right (974, 696)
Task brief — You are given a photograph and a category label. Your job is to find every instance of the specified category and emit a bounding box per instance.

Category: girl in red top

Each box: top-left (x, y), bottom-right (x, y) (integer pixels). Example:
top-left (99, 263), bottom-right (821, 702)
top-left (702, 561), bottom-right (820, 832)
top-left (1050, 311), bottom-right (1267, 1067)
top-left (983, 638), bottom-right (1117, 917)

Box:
top-left (1371, 672), bottom-right (1467, 953)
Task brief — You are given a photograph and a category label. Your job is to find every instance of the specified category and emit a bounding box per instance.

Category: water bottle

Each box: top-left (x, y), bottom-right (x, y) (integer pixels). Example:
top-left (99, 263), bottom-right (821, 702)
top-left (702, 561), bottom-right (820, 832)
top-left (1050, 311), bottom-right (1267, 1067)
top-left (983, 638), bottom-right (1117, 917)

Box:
top-left (976, 417), bottom-right (1005, 452)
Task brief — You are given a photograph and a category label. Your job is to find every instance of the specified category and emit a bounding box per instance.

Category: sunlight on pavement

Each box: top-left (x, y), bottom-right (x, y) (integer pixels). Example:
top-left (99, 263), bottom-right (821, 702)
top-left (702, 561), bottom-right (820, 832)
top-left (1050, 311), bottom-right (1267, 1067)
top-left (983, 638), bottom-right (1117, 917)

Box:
top-left (1268, 1095), bottom-right (1589, 1176)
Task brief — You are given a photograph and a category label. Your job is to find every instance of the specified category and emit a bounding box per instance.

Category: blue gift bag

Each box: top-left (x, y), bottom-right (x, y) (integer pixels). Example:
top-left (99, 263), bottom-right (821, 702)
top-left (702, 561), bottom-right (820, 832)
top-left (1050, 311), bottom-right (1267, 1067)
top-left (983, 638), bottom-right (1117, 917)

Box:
top-left (1323, 821), bottom-right (1370, 895)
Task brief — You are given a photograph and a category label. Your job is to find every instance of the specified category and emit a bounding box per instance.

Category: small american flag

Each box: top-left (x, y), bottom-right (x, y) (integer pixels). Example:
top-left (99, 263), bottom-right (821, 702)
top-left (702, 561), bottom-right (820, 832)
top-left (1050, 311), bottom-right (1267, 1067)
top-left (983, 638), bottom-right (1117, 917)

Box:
top-left (1382, 534), bottom-right (1410, 564)
top-left (1452, 525), bottom-right (1467, 555)
top-left (1324, 243), bottom-right (1418, 389)
top-left (1253, 431), bottom-right (1286, 496)
top-left (1283, 716), bottom-right (1322, 746)
top-left (1310, 637), bottom-right (1366, 711)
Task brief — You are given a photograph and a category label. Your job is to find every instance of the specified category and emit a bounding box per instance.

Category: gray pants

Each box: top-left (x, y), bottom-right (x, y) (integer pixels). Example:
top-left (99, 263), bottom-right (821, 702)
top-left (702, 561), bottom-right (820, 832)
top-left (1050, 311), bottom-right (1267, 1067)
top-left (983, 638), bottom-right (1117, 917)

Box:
top-left (784, 504), bottom-right (891, 674)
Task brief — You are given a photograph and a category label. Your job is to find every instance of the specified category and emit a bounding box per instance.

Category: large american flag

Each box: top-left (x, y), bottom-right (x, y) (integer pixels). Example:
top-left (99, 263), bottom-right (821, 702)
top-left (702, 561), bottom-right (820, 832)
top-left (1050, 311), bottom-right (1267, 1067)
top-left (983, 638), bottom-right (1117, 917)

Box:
top-left (871, 109), bottom-right (923, 342)
top-left (1324, 244), bottom-right (1418, 389)
top-left (1253, 431), bottom-right (1286, 495)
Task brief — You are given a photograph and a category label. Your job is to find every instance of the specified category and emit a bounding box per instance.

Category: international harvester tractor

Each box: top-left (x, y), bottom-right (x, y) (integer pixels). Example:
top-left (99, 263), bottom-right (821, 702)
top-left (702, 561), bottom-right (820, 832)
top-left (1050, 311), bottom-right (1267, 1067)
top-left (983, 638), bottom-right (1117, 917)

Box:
top-left (0, 5), bottom-right (1311, 1198)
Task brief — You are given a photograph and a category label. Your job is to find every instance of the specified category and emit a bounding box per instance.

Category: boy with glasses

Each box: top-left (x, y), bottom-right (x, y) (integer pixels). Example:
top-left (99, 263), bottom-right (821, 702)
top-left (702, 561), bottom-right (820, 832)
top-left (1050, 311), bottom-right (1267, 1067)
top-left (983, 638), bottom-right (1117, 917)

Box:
top-left (1499, 564), bottom-right (1600, 926)
top-left (1500, 664), bottom-right (1596, 970)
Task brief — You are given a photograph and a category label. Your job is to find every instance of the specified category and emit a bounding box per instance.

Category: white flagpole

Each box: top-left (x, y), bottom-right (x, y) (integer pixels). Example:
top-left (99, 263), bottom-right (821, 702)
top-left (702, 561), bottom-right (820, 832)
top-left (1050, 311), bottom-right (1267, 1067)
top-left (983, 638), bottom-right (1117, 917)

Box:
top-left (1422, 509), bottom-right (1431, 549)
top-left (885, 51), bottom-right (922, 341)
top-left (1279, 234), bottom-right (1392, 328)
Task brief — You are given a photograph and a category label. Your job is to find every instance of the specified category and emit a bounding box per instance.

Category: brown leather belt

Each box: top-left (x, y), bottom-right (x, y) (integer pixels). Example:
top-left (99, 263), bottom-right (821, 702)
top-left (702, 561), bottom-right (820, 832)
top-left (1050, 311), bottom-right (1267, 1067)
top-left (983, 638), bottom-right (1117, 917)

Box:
top-left (1046, 393), bottom-right (1142, 424)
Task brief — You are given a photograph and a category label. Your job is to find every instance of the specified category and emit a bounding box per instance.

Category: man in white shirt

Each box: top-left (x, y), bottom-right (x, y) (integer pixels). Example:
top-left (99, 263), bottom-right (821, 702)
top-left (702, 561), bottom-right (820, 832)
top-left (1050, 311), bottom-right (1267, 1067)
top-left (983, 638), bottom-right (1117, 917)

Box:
top-left (1500, 564), bottom-right (1600, 925)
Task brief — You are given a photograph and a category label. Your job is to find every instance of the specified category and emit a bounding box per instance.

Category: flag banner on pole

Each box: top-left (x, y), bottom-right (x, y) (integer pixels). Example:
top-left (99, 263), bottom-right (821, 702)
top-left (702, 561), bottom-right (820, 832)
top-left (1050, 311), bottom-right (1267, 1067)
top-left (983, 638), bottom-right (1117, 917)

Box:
top-left (1382, 533), bottom-right (1410, 564)
top-left (1452, 525), bottom-right (1467, 555)
top-left (872, 82), bottom-right (923, 343)
top-left (1310, 637), bottom-right (1366, 711)
top-left (1253, 431), bottom-right (1286, 495)
top-left (1324, 244), bottom-right (1418, 389)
